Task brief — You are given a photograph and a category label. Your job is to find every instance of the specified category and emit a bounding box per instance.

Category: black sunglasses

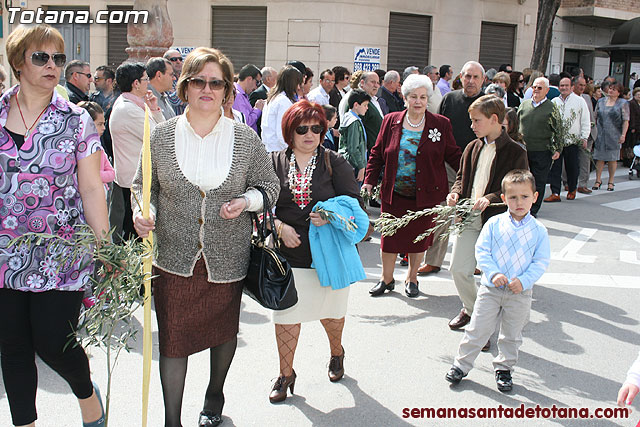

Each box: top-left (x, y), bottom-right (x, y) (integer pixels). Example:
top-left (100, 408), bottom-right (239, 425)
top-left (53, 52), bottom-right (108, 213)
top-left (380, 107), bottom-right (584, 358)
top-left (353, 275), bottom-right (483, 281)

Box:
top-left (75, 71), bottom-right (92, 78)
top-left (187, 77), bottom-right (226, 91)
top-left (31, 51), bottom-right (66, 67)
top-left (295, 125), bottom-right (324, 135)
top-left (168, 57), bottom-right (183, 62)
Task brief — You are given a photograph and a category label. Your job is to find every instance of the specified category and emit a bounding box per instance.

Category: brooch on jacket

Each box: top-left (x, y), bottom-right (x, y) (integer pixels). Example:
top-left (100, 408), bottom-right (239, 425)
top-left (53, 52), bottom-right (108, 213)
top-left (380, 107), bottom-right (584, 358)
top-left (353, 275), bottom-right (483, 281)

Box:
top-left (428, 128), bottom-right (441, 142)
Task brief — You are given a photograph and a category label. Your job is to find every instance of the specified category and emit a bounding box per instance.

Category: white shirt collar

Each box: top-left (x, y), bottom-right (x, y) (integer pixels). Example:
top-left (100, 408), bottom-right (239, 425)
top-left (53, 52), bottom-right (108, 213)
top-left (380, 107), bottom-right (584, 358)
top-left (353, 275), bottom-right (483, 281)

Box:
top-left (532, 97), bottom-right (547, 108)
top-left (509, 212), bottom-right (533, 227)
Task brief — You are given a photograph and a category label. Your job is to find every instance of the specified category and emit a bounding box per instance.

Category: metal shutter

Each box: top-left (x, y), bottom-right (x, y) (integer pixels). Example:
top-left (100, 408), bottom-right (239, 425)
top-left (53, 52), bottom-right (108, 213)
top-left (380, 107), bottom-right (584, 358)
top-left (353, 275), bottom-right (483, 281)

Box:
top-left (479, 22), bottom-right (516, 71)
top-left (107, 6), bottom-right (133, 68)
top-left (387, 12), bottom-right (431, 73)
top-left (212, 7), bottom-right (267, 70)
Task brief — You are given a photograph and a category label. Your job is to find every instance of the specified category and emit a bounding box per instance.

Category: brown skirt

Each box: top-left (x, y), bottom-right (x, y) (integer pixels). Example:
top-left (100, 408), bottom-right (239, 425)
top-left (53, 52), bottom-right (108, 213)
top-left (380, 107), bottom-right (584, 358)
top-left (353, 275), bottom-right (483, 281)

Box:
top-left (152, 258), bottom-right (243, 358)
top-left (380, 192), bottom-right (435, 253)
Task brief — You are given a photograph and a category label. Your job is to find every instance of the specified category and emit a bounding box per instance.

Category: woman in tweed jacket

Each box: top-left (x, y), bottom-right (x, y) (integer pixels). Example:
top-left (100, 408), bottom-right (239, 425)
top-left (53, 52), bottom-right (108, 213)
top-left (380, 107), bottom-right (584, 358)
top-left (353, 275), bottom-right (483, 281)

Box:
top-left (131, 47), bottom-right (278, 427)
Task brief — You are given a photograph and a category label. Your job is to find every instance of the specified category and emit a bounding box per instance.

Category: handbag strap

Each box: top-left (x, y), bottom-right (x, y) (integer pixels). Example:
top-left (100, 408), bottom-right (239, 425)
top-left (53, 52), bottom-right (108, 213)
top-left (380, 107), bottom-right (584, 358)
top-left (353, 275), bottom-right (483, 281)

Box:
top-left (252, 186), bottom-right (282, 249)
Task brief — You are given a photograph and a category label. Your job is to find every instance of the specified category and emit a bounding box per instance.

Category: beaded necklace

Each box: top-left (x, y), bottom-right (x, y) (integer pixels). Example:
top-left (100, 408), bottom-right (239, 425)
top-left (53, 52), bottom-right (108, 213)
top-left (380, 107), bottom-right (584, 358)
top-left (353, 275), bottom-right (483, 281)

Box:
top-left (288, 149), bottom-right (318, 209)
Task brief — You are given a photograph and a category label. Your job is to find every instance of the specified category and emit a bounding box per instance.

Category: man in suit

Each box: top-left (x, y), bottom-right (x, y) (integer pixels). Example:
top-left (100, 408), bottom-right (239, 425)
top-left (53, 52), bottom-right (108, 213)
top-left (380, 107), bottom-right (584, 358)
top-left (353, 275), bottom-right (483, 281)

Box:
top-left (249, 66), bottom-right (276, 107)
top-left (379, 70), bottom-right (404, 114)
top-left (249, 66), bottom-right (276, 136)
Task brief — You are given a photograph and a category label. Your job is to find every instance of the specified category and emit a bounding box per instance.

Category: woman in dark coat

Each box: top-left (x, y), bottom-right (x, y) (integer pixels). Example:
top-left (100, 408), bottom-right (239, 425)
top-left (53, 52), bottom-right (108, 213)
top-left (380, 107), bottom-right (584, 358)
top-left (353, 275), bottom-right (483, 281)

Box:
top-left (363, 74), bottom-right (461, 298)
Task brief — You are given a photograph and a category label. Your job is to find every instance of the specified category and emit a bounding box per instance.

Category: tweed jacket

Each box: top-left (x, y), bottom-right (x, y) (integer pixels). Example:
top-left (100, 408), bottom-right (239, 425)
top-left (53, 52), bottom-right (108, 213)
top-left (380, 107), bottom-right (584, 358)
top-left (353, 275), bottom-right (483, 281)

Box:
top-left (131, 117), bottom-right (279, 283)
top-left (450, 129), bottom-right (528, 223)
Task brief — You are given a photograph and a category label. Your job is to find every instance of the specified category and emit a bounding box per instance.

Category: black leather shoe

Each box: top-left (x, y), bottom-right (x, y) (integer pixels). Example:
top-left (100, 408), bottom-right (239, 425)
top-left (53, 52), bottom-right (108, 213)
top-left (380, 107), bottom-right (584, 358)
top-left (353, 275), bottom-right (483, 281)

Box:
top-left (405, 281), bottom-right (419, 298)
top-left (198, 410), bottom-right (222, 426)
top-left (495, 370), bottom-right (513, 392)
top-left (328, 346), bottom-right (345, 382)
top-left (445, 366), bottom-right (466, 384)
top-left (369, 279), bottom-right (395, 296)
top-left (448, 309), bottom-right (471, 330)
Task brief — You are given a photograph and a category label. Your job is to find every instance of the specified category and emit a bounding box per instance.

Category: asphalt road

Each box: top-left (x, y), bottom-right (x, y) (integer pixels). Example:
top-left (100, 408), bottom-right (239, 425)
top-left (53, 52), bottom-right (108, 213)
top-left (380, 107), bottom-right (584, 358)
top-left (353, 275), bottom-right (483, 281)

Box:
top-left (2, 167), bottom-right (640, 427)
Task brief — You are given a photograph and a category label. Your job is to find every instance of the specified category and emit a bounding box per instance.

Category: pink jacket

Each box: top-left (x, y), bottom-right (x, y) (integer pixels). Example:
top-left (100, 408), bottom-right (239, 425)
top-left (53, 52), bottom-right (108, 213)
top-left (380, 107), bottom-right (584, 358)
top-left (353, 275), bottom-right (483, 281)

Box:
top-left (100, 151), bottom-right (115, 185)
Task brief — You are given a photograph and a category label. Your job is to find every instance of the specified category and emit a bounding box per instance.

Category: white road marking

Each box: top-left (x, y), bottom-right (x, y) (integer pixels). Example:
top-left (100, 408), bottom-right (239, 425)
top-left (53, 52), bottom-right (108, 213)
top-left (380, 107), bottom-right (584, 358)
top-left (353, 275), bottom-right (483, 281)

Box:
top-left (551, 228), bottom-right (597, 263)
top-left (537, 273), bottom-right (640, 289)
top-left (629, 231), bottom-right (640, 245)
top-left (620, 250), bottom-right (640, 265)
top-left (572, 179), bottom-right (639, 199)
top-left (602, 197), bottom-right (640, 212)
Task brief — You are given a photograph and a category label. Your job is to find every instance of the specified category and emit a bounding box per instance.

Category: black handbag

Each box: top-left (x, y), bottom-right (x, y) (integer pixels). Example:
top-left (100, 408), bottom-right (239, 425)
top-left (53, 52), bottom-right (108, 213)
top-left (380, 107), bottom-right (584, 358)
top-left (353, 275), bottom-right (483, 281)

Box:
top-left (244, 187), bottom-right (298, 310)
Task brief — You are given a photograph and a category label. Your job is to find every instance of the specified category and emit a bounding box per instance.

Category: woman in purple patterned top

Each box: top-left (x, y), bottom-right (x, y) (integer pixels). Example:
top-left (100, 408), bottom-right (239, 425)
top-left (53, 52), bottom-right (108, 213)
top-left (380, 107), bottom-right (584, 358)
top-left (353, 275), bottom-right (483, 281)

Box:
top-left (0, 25), bottom-right (108, 427)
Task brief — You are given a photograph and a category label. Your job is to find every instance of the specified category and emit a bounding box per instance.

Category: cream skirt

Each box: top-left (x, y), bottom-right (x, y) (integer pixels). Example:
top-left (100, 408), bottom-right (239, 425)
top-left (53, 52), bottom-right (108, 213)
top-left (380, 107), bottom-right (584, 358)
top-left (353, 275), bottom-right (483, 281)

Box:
top-left (272, 268), bottom-right (350, 324)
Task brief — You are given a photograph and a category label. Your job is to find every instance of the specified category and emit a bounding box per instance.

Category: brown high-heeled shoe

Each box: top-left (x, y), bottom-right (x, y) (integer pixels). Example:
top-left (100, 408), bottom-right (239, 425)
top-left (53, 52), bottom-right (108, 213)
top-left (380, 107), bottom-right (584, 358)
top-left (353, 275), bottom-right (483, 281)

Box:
top-left (269, 370), bottom-right (296, 403)
top-left (328, 347), bottom-right (345, 382)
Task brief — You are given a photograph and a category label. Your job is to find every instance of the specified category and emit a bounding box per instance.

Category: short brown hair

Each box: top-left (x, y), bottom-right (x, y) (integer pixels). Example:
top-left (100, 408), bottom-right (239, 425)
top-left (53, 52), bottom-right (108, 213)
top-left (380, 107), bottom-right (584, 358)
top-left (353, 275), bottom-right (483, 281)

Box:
top-left (501, 169), bottom-right (536, 193)
top-left (176, 47), bottom-right (234, 103)
top-left (6, 24), bottom-right (65, 80)
top-left (609, 82), bottom-right (625, 95)
top-left (493, 71), bottom-right (511, 87)
top-left (468, 94), bottom-right (506, 122)
top-left (349, 71), bottom-right (364, 90)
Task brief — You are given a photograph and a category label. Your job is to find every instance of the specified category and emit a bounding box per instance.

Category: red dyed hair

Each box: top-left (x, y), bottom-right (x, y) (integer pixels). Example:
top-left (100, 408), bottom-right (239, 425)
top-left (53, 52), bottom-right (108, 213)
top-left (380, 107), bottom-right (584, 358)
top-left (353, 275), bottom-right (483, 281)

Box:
top-left (281, 100), bottom-right (328, 148)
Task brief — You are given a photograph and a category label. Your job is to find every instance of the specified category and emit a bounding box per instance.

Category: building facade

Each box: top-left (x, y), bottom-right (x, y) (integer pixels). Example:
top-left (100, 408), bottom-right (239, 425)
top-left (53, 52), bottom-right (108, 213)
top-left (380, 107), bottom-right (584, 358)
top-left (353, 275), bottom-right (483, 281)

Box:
top-left (553, 0), bottom-right (640, 81)
top-left (1, 0), bottom-right (539, 85)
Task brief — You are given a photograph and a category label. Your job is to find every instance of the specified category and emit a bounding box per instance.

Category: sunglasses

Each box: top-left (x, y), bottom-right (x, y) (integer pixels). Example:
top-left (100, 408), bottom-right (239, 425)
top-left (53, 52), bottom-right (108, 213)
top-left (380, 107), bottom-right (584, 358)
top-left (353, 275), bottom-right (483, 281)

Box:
top-left (532, 86), bottom-right (545, 90)
top-left (31, 51), bottom-right (66, 67)
top-left (187, 77), bottom-right (226, 91)
top-left (168, 57), bottom-right (183, 62)
top-left (295, 125), bottom-right (324, 135)
top-left (75, 71), bottom-right (92, 79)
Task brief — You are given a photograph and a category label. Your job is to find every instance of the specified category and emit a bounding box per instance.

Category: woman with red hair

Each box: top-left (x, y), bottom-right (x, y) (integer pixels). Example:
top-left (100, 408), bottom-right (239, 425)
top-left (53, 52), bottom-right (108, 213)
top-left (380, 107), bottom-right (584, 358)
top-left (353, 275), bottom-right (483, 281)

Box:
top-left (268, 100), bottom-right (364, 403)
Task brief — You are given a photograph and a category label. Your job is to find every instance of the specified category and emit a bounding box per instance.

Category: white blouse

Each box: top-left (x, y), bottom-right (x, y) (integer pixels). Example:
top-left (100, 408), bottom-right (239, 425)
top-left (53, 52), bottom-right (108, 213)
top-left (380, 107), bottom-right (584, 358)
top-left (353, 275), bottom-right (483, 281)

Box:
top-left (174, 112), bottom-right (262, 210)
top-left (261, 91), bottom-right (293, 153)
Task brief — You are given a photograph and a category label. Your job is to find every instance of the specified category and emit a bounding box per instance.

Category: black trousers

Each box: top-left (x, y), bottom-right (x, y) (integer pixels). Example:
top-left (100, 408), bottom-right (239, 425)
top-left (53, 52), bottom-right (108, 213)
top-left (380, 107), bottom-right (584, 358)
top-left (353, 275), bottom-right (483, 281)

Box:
top-left (527, 150), bottom-right (553, 216)
top-left (108, 183), bottom-right (138, 244)
top-left (548, 145), bottom-right (580, 194)
top-left (0, 289), bottom-right (93, 426)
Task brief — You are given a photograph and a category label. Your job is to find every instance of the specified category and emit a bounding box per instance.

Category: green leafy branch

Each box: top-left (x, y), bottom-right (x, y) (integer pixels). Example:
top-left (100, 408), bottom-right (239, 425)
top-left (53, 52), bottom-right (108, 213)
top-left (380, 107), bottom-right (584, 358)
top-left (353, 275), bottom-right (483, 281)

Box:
top-left (360, 184), bottom-right (381, 205)
top-left (313, 207), bottom-right (358, 232)
top-left (549, 104), bottom-right (583, 153)
top-left (10, 226), bottom-right (150, 427)
top-left (375, 198), bottom-right (504, 243)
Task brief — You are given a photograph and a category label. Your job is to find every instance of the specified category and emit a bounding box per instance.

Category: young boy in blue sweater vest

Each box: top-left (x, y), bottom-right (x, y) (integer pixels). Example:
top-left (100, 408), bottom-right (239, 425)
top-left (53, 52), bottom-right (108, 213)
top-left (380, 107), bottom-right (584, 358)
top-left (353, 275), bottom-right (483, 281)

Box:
top-left (445, 169), bottom-right (550, 392)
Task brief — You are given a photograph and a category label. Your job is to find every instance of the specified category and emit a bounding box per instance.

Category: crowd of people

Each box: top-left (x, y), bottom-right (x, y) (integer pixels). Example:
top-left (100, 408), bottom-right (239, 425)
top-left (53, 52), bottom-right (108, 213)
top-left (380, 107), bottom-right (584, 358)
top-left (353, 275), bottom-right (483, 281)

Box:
top-left (0, 22), bottom-right (639, 427)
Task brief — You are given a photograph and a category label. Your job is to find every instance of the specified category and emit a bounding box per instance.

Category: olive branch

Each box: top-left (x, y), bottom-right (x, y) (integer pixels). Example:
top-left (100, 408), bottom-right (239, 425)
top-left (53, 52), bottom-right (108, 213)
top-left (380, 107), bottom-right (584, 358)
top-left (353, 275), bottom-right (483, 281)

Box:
top-left (10, 226), bottom-right (149, 427)
top-left (312, 207), bottom-right (358, 232)
top-left (360, 184), bottom-right (381, 205)
top-left (375, 198), bottom-right (504, 243)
